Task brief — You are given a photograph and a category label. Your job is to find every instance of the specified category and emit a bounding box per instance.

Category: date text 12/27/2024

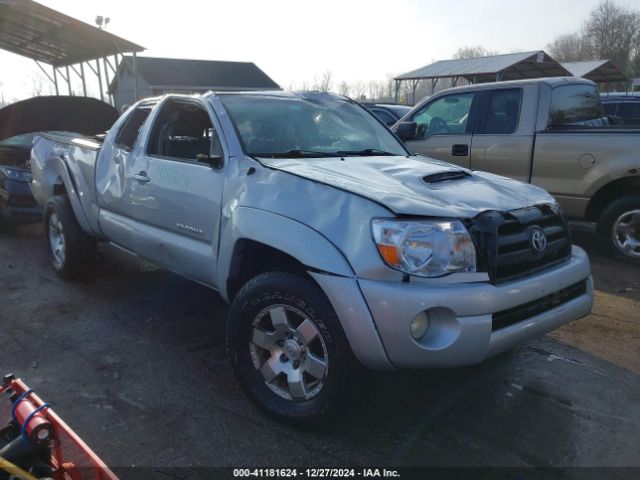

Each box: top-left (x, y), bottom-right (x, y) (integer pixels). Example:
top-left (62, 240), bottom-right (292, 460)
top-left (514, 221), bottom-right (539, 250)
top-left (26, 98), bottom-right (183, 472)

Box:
top-left (233, 469), bottom-right (401, 478)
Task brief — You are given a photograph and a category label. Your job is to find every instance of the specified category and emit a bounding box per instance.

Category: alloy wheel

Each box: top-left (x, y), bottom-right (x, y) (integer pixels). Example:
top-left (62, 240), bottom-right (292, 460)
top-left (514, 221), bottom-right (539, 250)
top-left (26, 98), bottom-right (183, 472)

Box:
top-left (249, 304), bottom-right (329, 401)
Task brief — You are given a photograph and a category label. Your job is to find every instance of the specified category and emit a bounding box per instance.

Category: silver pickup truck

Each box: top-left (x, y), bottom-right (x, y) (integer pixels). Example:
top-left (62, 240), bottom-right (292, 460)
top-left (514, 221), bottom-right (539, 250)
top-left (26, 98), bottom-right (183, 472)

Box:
top-left (394, 77), bottom-right (640, 263)
top-left (30, 91), bottom-right (593, 425)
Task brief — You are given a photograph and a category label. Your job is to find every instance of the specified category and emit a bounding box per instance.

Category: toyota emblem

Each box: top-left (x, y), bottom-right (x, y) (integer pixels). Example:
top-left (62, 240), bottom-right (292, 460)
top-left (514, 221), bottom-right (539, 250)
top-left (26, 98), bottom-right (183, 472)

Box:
top-left (530, 228), bottom-right (547, 252)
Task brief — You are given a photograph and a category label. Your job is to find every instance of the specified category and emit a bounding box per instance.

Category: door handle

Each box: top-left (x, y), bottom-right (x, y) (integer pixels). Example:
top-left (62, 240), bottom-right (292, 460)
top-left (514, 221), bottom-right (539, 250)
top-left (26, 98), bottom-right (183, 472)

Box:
top-left (451, 144), bottom-right (469, 156)
top-left (134, 171), bottom-right (150, 183)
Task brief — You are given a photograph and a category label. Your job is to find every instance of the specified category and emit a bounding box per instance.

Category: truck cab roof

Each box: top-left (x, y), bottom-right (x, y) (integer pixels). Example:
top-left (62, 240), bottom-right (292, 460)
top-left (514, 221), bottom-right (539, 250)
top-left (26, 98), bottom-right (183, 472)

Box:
top-left (426, 77), bottom-right (595, 97)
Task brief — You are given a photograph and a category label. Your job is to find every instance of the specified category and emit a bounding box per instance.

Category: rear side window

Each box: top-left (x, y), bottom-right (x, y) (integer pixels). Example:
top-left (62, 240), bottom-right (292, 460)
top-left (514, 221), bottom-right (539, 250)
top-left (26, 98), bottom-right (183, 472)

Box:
top-left (602, 102), bottom-right (619, 116)
top-left (371, 108), bottom-right (397, 126)
top-left (116, 107), bottom-right (151, 150)
top-left (549, 85), bottom-right (604, 127)
top-left (480, 89), bottom-right (522, 134)
top-left (619, 102), bottom-right (640, 123)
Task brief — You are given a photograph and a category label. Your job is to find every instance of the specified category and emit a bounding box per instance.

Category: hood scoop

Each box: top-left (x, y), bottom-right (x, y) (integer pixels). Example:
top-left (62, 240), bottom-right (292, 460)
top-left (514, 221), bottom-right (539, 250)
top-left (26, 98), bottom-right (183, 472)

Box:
top-left (422, 170), bottom-right (471, 184)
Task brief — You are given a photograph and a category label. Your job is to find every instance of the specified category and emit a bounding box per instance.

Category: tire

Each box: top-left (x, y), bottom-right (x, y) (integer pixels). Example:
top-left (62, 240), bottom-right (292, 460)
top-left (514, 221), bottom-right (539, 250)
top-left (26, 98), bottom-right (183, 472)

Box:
top-left (43, 196), bottom-right (97, 278)
top-left (226, 271), bottom-right (362, 428)
top-left (596, 194), bottom-right (640, 264)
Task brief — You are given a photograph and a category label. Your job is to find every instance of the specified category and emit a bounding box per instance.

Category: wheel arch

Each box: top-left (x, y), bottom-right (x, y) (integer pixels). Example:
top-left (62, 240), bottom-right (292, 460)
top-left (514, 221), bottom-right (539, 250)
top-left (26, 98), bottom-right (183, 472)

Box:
top-left (35, 154), bottom-right (93, 234)
top-left (218, 207), bottom-right (355, 302)
top-left (585, 176), bottom-right (640, 222)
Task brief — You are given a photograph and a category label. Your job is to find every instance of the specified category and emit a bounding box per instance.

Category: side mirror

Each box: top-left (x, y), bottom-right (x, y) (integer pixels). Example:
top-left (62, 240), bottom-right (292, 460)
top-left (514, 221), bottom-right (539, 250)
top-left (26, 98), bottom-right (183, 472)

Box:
top-left (196, 153), bottom-right (223, 168)
top-left (394, 121), bottom-right (417, 141)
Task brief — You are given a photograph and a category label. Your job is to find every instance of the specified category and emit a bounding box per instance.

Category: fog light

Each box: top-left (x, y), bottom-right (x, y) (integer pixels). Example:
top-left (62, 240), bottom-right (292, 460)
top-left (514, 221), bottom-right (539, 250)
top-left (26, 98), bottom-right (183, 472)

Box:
top-left (410, 311), bottom-right (430, 340)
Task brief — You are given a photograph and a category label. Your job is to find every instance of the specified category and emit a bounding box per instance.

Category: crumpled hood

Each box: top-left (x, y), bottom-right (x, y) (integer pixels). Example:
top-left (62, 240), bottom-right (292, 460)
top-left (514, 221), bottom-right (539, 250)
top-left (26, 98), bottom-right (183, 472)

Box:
top-left (258, 155), bottom-right (556, 217)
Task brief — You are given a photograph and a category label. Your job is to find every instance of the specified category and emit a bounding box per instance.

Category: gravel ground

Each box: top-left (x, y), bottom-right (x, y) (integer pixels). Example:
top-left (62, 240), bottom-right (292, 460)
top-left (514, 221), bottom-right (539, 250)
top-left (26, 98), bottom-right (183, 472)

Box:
top-left (0, 224), bottom-right (638, 477)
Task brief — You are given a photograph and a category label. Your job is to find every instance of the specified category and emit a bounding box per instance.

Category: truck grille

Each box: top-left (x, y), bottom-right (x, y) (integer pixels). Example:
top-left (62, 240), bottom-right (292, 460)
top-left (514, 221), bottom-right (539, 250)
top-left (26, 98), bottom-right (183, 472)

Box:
top-left (469, 204), bottom-right (571, 284)
top-left (492, 280), bottom-right (587, 331)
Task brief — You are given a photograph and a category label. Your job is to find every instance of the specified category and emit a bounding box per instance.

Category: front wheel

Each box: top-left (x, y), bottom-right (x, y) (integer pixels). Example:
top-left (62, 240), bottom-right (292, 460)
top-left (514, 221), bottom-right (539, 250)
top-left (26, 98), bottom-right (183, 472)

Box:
top-left (597, 195), bottom-right (640, 264)
top-left (226, 271), bottom-right (362, 427)
top-left (44, 196), bottom-right (97, 278)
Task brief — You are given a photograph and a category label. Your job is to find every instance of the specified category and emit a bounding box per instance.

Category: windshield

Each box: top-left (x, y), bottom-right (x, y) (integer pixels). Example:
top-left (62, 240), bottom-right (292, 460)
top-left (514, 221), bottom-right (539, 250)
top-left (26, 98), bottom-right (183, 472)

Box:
top-left (0, 133), bottom-right (35, 148)
top-left (219, 93), bottom-right (408, 157)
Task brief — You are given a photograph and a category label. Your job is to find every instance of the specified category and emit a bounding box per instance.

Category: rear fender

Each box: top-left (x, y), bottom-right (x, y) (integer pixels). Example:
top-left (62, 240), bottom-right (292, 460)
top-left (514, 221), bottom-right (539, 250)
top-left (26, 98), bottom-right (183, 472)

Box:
top-left (30, 137), bottom-right (93, 235)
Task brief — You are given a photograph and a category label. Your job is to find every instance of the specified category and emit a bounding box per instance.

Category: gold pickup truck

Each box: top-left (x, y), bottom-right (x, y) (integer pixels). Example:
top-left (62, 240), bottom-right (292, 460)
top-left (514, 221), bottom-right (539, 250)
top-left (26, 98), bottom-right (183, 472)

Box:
top-left (394, 77), bottom-right (640, 263)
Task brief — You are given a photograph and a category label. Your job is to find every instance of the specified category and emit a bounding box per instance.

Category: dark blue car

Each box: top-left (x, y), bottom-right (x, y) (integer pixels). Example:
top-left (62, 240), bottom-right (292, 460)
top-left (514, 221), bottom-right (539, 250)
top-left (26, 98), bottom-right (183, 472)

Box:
top-left (600, 93), bottom-right (640, 124)
top-left (0, 133), bottom-right (41, 228)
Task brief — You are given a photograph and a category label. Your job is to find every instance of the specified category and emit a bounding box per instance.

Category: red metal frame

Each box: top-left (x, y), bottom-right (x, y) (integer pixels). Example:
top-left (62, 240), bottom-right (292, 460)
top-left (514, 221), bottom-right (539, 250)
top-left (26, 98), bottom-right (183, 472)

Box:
top-left (0, 377), bottom-right (119, 480)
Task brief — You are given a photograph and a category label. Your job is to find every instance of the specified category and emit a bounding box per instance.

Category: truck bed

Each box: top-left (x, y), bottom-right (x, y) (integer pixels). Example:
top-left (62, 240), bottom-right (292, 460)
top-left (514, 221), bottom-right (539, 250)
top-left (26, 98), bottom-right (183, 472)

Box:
top-left (31, 133), bottom-right (104, 237)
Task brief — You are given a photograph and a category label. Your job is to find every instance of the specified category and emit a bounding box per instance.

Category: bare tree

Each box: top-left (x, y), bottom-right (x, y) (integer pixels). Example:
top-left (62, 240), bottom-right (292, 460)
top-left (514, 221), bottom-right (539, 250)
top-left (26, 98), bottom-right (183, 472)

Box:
top-left (368, 80), bottom-right (387, 102)
top-left (337, 80), bottom-right (351, 97)
top-left (547, 33), bottom-right (593, 62)
top-left (384, 74), bottom-right (396, 102)
top-left (314, 70), bottom-right (333, 92)
top-left (453, 45), bottom-right (499, 59)
top-left (350, 80), bottom-right (366, 100)
top-left (546, 0), bottom-right (640, 77)
top-left (29, 73), bottom-right (49, 96)
top-left (584, 0), bottom-right (640, 72)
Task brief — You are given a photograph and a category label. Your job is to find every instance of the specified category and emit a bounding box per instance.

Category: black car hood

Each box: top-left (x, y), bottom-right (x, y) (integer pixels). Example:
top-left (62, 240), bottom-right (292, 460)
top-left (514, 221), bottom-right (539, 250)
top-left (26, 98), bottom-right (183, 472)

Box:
top-left (0, 96), bottom-right (118, 142)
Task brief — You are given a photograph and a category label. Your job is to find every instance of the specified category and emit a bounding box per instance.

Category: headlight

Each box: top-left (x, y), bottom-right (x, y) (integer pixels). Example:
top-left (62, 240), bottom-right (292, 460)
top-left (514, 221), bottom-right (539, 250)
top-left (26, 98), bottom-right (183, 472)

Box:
top-left (0, 166), bottom-right (32, 182)
top-left (372, 219), bottom-right (476, 277)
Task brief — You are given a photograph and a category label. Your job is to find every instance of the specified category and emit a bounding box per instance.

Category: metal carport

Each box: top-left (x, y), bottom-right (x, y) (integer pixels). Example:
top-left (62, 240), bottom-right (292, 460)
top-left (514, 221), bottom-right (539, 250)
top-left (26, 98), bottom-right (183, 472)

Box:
top-left (394, 51), bottom-right (570, 104)
top-left (0, 0), bottom-right (144, 103)
top-left (561, 60), bottom-right (627, 85)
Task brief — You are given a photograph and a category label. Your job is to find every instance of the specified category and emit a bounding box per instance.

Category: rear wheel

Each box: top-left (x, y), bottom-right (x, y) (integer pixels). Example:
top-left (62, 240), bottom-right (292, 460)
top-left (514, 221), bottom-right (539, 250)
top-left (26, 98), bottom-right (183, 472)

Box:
top-left (597, 194), bottom-right (640, 264)
top-left (44, 196), bottom-right (97, 278)
top-left (226, 271), bottom-right (361, 427)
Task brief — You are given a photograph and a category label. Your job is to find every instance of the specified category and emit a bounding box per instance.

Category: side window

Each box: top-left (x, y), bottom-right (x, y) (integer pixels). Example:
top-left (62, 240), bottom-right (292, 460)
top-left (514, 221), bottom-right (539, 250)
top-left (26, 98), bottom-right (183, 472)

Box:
top-left (619, 102), bottom-right (640, 123)
top-left (602, 102), bottom-right (619, 117)
top-left (147, 100), bottom-right (222, 160)
top-left (549, 85), bottom-right (604, 127)
top-left (371, 108), bottom-right (397, 126)
top-left (480, 89), bottom-right (522, 134)
top-left (410, 93), bottom-right (474, 138)
top-left (116, 107), bottom-right (151, 150)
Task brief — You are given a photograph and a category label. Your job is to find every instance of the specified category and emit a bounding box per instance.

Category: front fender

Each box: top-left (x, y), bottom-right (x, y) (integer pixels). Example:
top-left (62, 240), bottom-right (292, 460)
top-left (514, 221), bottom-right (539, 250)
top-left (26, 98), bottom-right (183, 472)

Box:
top-left (217, 206), bottom-right (355, 296)
top-left (217, 206), bottom-right (393, 369)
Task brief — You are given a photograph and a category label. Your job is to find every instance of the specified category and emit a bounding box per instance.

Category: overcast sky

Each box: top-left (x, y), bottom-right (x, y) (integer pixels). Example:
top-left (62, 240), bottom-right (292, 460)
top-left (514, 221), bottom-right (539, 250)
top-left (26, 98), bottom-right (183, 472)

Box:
top-left (2, 0), bottom-right (639, 100)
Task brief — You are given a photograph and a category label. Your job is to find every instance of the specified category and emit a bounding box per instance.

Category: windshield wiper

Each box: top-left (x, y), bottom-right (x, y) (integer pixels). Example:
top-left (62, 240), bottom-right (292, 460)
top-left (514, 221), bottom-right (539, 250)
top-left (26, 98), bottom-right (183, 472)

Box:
top-left (252, 149), bottom-right (335, 158)
top-left (335, 148), bottom-right (396, 156)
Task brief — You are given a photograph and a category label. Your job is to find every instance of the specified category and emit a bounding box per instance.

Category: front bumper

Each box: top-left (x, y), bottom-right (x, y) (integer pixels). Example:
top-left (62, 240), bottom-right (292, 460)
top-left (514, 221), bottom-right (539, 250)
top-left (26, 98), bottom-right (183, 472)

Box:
top-left (0, 177), bottom-right (42, 223)
top-left (357, 246), bottom-right (592, 369)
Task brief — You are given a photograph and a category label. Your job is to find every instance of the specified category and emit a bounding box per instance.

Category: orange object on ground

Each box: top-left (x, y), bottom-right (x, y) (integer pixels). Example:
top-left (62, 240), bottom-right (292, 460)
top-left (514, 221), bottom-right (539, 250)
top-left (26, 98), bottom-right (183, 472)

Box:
top-left (0, 374), bottom-right (118, 480)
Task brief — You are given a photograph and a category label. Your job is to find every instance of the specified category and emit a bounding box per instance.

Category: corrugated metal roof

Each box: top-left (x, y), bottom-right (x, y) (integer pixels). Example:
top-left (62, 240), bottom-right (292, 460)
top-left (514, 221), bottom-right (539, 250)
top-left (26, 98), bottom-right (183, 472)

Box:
top-left (109, 56), bottom-right (280, 93)
top-left (0, 0), bottom-right (144, 66)
top-left (561, 60), bottom-right (627, 82)
top-left (395, 51), bottom-right (569, 81)
top-left (561, 60), bottom-right (609, 77)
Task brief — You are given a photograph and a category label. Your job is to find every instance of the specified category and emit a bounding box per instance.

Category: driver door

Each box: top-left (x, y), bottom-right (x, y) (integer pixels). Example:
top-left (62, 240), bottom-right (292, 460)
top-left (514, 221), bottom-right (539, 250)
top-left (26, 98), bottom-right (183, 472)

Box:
top-left (403, 92), bottom-right (478, 167)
